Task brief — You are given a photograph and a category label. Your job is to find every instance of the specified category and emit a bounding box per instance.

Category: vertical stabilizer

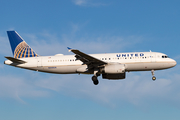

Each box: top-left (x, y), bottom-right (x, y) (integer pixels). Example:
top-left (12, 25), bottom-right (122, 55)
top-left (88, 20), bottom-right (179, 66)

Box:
top-left (7, 31), bottom-right (38, 58)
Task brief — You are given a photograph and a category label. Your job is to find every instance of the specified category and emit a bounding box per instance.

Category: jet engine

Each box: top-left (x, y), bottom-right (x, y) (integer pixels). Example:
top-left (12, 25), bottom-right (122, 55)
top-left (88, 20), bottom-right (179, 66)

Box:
top-left (101, 63), bottom-right (126, 80)
top-left (101, 64), bottom-right (125, 74)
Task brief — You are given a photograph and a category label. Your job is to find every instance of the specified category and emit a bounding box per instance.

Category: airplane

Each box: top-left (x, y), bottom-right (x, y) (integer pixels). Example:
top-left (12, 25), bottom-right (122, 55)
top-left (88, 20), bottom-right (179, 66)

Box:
top-left (4, 31), bottom-right (177, 85)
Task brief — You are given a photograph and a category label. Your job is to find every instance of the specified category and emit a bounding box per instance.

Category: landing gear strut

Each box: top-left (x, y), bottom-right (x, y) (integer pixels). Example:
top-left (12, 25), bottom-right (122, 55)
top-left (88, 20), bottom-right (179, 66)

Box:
top-left (151, 70), bottom-right (156, 81)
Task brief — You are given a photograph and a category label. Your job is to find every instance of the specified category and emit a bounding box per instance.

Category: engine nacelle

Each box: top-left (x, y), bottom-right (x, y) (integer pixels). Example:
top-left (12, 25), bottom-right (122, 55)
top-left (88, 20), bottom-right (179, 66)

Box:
top-left (102, 64), bottom-right (125, 74)
top-left (102, 73), bottom-right (126, 80)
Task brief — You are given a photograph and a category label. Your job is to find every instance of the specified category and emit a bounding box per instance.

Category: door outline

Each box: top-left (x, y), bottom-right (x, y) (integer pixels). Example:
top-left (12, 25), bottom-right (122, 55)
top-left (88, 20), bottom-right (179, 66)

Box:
top-left (37, 57), bottom-right (42, 67)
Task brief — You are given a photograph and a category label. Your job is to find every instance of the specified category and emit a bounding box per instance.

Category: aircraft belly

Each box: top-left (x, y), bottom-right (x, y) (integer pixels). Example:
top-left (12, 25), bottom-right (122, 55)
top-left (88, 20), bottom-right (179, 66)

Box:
top-left (36, 65), bottom-right (82, 74)
top-left (126, 62), bottom-right (171, 71)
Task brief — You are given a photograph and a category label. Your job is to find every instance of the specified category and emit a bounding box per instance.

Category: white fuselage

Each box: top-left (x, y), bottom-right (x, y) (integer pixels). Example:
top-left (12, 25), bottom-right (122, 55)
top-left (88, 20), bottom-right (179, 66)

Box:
top-left (4, 52), bottom-right (176, 74)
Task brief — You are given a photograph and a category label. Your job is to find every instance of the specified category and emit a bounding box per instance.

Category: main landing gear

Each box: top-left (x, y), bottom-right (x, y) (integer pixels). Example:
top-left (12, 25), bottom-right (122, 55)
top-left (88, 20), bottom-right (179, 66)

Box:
top-left (151, 70), bottom-right (156, 81)
top-left (92, 76), bottom-right (99, 85)
top-left (92, 70), bottom-right (100, 85)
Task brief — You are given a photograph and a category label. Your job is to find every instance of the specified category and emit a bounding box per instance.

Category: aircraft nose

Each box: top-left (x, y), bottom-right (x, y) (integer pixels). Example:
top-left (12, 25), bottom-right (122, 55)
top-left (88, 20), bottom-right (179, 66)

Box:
top-left (171, 59), bottom-right (177, 67)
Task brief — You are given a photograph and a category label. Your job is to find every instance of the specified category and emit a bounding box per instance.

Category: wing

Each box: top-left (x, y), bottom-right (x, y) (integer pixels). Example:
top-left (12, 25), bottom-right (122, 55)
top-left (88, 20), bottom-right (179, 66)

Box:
top-left (68, 47), bottom-right (107, 68)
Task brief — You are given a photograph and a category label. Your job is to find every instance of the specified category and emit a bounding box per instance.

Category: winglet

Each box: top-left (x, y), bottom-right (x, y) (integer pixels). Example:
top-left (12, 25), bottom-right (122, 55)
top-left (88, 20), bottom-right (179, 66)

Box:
top-left (67, 47), bottom-right (72, 52)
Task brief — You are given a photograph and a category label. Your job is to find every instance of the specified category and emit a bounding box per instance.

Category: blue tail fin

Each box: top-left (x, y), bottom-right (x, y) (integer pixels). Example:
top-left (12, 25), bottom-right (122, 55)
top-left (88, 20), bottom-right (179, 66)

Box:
top-left (7, 31), bottom-right (39, 58)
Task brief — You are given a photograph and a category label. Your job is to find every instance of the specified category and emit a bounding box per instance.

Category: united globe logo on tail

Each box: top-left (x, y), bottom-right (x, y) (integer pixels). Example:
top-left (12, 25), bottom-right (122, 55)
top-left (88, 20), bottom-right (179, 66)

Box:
top-left (7, 31), bottom-right (38, 58)
top-left (14, 41), bottom-right (38, 58)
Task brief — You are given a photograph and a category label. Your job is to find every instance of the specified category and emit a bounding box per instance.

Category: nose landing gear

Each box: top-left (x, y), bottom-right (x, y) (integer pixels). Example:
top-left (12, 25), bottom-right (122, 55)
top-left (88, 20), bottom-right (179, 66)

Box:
top-left (151, 70), bottom-right (156, 81)
top-left (152, 76), bottom-right (156, 80)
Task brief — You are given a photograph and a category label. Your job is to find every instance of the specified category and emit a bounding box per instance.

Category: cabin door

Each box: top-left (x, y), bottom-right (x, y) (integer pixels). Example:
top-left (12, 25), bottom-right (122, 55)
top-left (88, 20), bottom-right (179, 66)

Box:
top-left (37, 57), bottom-right (42, 67)
top-left (151, 53), bottom-right (156, 63)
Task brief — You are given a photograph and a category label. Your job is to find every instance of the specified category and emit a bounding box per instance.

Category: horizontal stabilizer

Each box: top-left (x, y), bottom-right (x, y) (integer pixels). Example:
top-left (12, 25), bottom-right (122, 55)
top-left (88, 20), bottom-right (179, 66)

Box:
top-left (5, 56), bottom-right (26, 64)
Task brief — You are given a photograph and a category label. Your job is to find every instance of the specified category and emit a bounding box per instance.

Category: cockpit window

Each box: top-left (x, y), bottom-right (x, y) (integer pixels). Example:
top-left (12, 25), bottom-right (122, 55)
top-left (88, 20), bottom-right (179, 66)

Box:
top-left (162, 55), bottom-right (169, 58)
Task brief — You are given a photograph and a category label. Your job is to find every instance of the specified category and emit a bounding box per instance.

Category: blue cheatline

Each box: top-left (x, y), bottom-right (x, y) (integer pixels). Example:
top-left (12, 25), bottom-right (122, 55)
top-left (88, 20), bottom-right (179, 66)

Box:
top-left (7, 31), bottom-right (39, 58)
